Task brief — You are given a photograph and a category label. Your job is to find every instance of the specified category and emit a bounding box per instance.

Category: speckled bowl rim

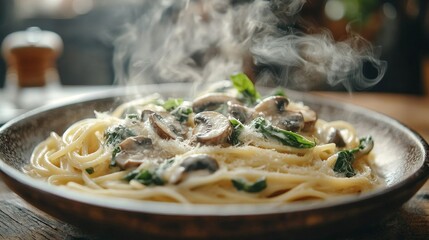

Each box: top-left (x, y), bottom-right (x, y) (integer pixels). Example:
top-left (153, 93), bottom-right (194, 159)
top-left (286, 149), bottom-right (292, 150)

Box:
top-left (0, 84), bottom-right (428, 217)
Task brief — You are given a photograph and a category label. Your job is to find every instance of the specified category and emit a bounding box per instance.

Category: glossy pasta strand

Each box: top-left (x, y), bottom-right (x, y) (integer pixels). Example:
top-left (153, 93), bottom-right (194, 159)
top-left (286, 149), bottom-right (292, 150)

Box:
top-left (27, 96), bottom-right (380, 204)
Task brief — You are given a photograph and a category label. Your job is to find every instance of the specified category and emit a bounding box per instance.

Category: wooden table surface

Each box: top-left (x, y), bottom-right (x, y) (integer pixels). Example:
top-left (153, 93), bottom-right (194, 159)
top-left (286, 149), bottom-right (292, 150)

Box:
top-left (0, 91), bottom-right (428, 239)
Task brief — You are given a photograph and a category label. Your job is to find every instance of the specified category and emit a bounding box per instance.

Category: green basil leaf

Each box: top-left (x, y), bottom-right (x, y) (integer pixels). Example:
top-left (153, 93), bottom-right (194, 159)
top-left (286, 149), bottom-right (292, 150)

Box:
top-left (124, 169), bottom-right (139, 181)
top-left (110, 146), bottom-right (121, 167)
top-left (252, 117), bottom-right (315, 149)
top-left (229, 118), bottom-right (244, 145)
top-left (333, 151), bottom-right (356, 177)
top-left (163, 98), bottom-right (184, 111)
top-left (85, 167), bottom-right (94, 175)
top-left (125, 113), bottom-right (140, 120)
top-left (124, 169), bottom-right (165, 186)
top-left (105, 125), bottom-right (136, 146)
top-left (333, 136), bottom-right (374, 177)
top-left (230, 73), bottom-right (261, 105)
top-left (232, 177), bottom-right (267, 193)
top-left (171, 105), bottom-right (193, 122)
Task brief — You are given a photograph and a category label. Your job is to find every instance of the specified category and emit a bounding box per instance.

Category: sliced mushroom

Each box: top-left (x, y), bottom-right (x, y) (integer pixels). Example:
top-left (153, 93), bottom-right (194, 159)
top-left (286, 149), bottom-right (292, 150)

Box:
top-left (169, 154), bottom-right (219, 184)
top-left (140, 109), bottom-right (153, 122)
top-left (147, 111), bottom-right (187, 140)
top-left (251, 96), bottom-right (307, 132)
top-left (253, 96), bottom-right (289, 116)
top-left (115, 136), bottom-right (153, 169)
top-left (120, 136), bottom-right (153, 151)
top-left (325, 127), bottom-right (346, 148)
top-left (115, 153), bottom-right (142, 169)
top-left (299, 108), bottom-right (317, 132)
top-left (181, 154), bottom-right (219, 173)
top-left (192, 93), bottom-right (241, 113)
top-left (227, 102), bottom-right (253, 124)
top-left (193, 111), bottom-right (232, 145)
top-left (271, 111), bottom-right (305, 132)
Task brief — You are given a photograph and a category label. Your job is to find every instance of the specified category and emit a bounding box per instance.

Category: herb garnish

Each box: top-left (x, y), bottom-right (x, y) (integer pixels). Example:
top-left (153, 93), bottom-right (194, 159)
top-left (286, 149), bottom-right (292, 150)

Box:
top-left (125, 113), bottom-right (140, 120)
top-left (162, 98), bottom-right (193, 122)
top-left (252, 117), bottom-right (315, 149)
top-left (105, 125), bottom-right (136, 146)
top-left (124, 169), bottom-right (164, 186)
top-left (229, 118), bottom-right (244, 145)
top-left (333, 136), bottom-right (374, 177)
top-left (124, 159), bottom-right (175, 186)
top-left (105, 125), bottom-right (136, 166)
top-left (110, 146), bottom-right (122, 166)
top-left (232, 177), bottom-right (267, 193)
top-left (163, 98), bottom-right (184, 111)
top-left (85, 167), bottom-right (94, 174)
top-left (170, 105), bottom-right (193, 122)
top-left (230, 73), bottom-right (261, 106)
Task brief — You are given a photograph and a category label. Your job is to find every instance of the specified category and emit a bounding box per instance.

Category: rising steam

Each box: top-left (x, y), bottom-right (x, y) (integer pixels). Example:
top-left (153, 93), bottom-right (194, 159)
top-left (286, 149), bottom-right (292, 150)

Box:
top-left (113, 0), bottom-right (386, 94)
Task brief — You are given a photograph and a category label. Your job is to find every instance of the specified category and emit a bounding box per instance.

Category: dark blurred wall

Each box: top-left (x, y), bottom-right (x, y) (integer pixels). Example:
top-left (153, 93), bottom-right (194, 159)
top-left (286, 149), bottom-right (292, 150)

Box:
top-left (370, 0), bottom-right (428, 94)
top-left (0, 0), bottom-right (428, 94)
top-left (0, 1), bottom-right (143, 87)
top-left (0, 0), bottom-right (13, 88)
top-left (301, 0), bottom-right (428, 94)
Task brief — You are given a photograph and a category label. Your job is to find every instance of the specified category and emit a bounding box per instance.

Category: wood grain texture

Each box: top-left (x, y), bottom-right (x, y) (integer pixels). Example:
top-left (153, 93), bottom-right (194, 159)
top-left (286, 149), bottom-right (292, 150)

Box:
top-left (0, 180), bottom-right (427, 239)
top-left (0, 181), bottom-right (103, 240)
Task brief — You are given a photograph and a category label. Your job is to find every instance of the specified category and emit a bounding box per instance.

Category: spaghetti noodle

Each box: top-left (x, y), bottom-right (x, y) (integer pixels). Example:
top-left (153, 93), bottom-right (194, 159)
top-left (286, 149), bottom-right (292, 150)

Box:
top-left (27, 73), bottom-right (380, 204)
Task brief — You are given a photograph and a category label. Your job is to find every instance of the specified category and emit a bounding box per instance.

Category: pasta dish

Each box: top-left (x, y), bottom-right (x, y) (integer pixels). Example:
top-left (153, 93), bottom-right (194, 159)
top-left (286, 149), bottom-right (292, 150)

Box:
top-left (27, 73), bottom-right (380, 204)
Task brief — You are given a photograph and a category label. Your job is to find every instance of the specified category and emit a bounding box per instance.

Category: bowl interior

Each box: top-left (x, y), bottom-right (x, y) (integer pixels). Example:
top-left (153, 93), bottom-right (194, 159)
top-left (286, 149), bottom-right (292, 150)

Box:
top-left (0, 85), bottom-right (427, 198)
top-left (0, 84), bottom-right (428, 214)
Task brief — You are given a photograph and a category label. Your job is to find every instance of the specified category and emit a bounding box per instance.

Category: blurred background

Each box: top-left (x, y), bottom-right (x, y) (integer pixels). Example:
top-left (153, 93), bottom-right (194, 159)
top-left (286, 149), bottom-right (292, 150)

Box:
top-left (0, 0), bottom-right (428, 94)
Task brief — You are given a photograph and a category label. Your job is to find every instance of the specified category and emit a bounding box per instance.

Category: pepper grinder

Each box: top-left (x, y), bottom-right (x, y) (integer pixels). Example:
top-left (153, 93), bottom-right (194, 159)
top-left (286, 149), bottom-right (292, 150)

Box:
top-left (2, 27), bottom-right (63, 108)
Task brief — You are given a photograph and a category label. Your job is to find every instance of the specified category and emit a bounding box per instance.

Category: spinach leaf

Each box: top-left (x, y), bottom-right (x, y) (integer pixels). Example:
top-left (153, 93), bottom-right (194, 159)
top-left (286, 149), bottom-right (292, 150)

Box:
top-left (333, 136), bottom-right (374, 177)
top-left (110, 146), bottom-right (121, 166)
top-left (162, 98), bottom-right (193, 122)
top-left (124, 159), bottom-right (175, 185)
top-left (230, 73), bottom-right (261, 105)
top-left (333, 151), bottom-right (356, 177)
top-left (104, 125), bottom-right (136, 146)
top-left (105, 125), bottom-right (136, 166)
top-left (252, 117), bottom-right (315, 149)
top-left (125, 113), bottom-right (140, 120)
top-left (229, 118), bottom-right (244, 145)
top-left (232, 177), bottom-right (267, 193)
top-left (356, 136), bottom-right (373, 153)
top-left (157, 158), bottom-right (175, 172)
top-left (170, 105), bottom-right (193, 122)
top-left (124, 169), bottom-right (164, 186)
top-left (85, 167), bottom-right (94, 174)
top-left (163, 98), bottom-right (184, 111)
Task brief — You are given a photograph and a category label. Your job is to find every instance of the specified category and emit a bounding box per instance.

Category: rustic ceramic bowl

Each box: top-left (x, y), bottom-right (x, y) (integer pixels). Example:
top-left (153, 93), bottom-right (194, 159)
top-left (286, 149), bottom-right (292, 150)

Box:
top-left (0, 84), bottom-right (428, 239)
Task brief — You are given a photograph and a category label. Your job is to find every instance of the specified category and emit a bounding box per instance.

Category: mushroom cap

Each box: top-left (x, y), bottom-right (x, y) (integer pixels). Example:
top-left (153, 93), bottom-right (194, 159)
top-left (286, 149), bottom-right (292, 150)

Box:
top-left (119, 136), bottom-right (153, 151)
top-left (325, 127), bottom-right (346, 147)
top-left (181, 154), bottom-right (219, 173)
top-left (115, 136), bottom-right (154, 169)
top-left (270, 110), bottom-right (305, 132)
top-left (253, 96), bottom-right (289, 116)
top-left (145, 110), bottom-right (188, 140)
top-left (192, 93), bottom-right (241, 113)
top-left (227, 102), bottom-right (253, 124)
top-left (193, 111), bottom-right (232, 145)
top-left (168, 154), bottom-right (220, 184)
top-left (299, 108), bottom-right (317, 132)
